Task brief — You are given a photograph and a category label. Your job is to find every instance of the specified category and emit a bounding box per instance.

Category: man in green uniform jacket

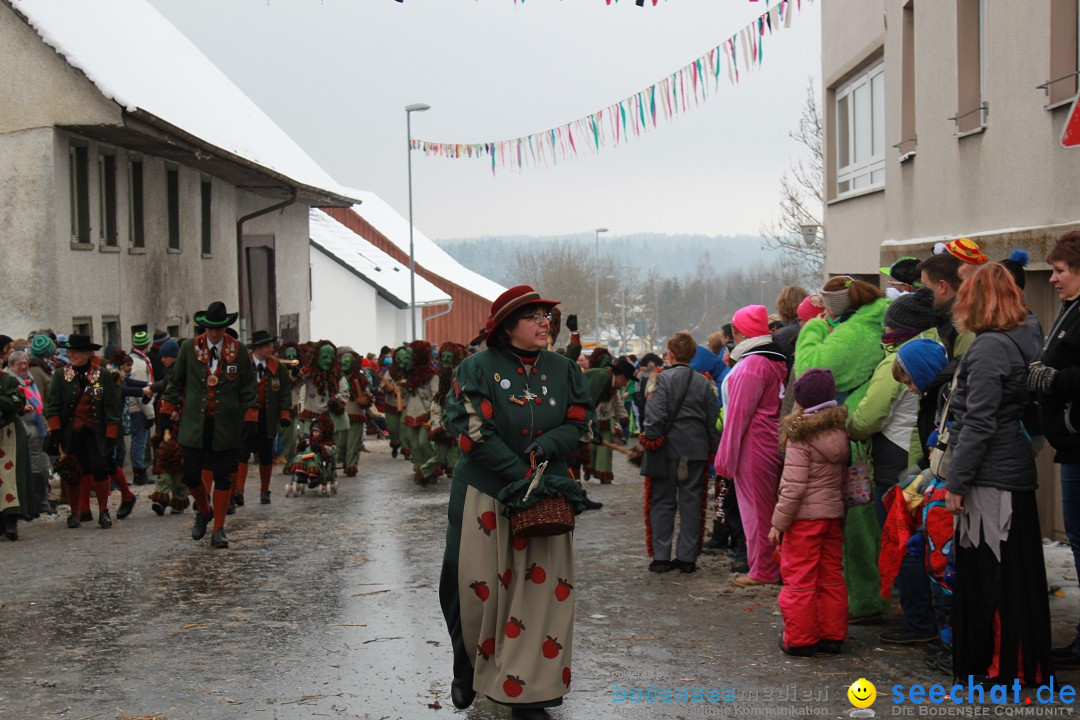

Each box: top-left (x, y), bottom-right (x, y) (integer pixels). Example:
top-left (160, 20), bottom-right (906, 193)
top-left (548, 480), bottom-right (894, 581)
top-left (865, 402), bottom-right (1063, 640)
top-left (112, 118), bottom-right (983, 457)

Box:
top-left (160, 302), bottom-right (257, 549)
top-left (237, 330), bottom-right (293, 506)
top-left (44, 334), bottom-right (122, 529)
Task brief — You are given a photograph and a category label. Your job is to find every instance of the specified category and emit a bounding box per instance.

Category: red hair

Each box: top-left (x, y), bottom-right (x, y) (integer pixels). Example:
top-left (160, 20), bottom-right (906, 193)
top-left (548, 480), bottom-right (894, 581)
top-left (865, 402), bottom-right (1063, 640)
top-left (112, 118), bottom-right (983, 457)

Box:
top-left (952, 264), bottom-right (1026, 333)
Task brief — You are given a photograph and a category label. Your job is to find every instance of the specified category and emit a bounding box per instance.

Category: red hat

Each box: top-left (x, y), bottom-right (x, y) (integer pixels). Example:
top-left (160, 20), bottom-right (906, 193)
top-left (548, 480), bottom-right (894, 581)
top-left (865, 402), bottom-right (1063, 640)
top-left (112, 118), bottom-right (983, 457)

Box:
top-left (733, 305), bottom-right (770, 338)
top-left (943, 237), bottom-right (987, 265)
top-left (797, 294), bottom-right (826, 324)
top-left (485, 285), bottom-right (560, 346)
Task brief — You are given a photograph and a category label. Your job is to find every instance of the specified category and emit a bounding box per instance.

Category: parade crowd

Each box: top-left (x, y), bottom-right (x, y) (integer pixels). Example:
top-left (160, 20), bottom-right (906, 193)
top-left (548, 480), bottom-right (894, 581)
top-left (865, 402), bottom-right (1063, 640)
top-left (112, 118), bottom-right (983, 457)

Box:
top-left (4, 232), bottom-right (1080, 717)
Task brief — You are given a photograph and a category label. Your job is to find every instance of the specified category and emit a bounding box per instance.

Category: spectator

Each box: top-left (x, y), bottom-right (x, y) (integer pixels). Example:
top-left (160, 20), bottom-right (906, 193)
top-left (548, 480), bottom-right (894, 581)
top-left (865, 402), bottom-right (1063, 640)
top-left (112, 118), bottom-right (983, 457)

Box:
top-left (6, 351), bottom-right (52, 517)
top-left (27, 334), bottom-right (55, 406)
top-left (772, 285), bottom-right (809, 369)
top-left (716, 305), bottom-right (788, 586)
top-left (770, 368), bottom-right (849, 657)
top-left (881, 257), bottom-right (923, 296)
top-left (1029, 230), bottom-right (1080, 667)
top-left (794, 276), bottom-right (890, 622)
top-left (128, 330), bottom-right (156, 485)
top-left (946, 263), bottom-right (1050, 685)
top-left (918, 253), bottom-right (968, 359)
top-left (641, 332), bottom-right (720, 574)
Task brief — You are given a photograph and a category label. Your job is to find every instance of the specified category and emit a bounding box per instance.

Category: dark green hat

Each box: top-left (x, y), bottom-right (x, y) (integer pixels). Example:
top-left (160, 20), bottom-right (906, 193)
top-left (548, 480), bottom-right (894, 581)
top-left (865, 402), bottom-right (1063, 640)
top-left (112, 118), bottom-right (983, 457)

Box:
top-left (248, 330), bottom-right (277, 348)
top-left (194, 301), bottom-right (238, 329)
top-left (29, 334), bottom-right (56, 358)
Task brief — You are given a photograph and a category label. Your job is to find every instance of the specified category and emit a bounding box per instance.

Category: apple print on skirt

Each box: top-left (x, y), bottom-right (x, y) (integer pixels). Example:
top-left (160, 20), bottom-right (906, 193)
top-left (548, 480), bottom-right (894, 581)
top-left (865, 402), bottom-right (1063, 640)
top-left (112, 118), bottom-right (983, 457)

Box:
top-left (458, 484), bottom-right (575, 705)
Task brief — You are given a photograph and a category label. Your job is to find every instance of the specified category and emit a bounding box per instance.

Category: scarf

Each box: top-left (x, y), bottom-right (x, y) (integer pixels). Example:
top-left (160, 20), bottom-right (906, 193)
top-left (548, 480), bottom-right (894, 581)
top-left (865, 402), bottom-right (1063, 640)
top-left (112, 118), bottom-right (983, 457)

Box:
top-left (7, 369), bottom-right (45, 437)
top-left (881, 328), bottom-right (922, 347)
top-left (730, 334), bottom-right (774, 363)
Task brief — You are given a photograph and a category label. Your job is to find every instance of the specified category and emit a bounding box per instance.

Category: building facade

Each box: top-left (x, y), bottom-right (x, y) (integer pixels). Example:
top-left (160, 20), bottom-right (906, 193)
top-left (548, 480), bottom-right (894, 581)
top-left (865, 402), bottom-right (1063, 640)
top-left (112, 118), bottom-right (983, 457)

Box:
top-left (822, 0), bottom-right (1080, 535)
top-left (0, 0), bottom-right (356, 343)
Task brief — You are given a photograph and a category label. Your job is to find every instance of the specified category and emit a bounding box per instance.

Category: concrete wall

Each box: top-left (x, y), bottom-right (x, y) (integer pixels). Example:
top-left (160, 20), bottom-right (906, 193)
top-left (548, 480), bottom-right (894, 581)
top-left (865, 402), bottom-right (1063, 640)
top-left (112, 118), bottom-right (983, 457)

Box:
top-left (0, 2), bottom-right (120, 133)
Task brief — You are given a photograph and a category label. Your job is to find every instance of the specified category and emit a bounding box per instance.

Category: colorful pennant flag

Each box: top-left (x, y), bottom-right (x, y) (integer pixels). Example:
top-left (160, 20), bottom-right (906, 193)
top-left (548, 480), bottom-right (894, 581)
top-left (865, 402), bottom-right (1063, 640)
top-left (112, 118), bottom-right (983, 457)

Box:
top-left (412, 0), bottom-right (813, 173)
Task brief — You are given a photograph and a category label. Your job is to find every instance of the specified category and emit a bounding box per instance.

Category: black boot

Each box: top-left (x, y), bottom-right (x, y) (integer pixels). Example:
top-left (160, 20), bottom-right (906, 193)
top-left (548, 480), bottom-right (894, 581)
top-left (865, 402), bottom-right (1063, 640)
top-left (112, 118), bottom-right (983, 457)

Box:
top-left (450, 678), bottom-right (475, 709)
top-left (192, 511), bottom-right (212, 540)
top-left (260, 491), bottom-right (272, 505)
top-left (703, 520), bottom-right (729, 553)
top-left (233, 493), bottom-right (245, 507)
top-left (98, 510), bottom-right (113, 529)
top-left (117, 496), bottom-right (136, 520)
top-left (210, 528), bottom-right (229, 549)
top-left (4, 515), bottom-right (17, 541)
top-left (67, 512), bottom-right (80, 529)
top-left (581, 492), bottom-right (603, 511)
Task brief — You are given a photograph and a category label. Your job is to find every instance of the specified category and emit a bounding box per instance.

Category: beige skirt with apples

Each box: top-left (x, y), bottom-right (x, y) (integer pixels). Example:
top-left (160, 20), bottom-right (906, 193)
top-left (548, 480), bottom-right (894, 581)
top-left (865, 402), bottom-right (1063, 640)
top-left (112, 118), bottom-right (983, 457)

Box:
top-left (458, 484), bottom-right (575, 706)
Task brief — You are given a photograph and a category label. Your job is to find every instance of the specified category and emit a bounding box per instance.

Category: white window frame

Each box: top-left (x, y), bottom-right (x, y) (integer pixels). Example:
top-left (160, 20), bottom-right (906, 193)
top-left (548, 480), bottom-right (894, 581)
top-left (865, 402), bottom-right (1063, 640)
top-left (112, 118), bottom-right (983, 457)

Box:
top-left (835, 60), bottom-right (886, 199)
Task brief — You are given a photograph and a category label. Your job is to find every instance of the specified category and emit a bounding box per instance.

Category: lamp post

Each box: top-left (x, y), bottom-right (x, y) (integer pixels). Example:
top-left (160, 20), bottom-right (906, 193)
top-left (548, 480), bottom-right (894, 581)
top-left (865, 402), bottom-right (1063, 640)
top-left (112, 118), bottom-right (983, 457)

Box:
top-left (406, 102), bottom-right (431, 340)
top-left (594, 227), bottom-right (609, 347)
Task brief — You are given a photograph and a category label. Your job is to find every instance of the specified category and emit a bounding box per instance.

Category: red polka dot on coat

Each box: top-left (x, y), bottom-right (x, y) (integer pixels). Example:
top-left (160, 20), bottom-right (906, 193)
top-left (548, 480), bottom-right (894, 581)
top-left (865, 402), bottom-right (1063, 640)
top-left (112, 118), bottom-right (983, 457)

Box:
top-left (3, 462), bottom-right (11, 471)
top-left (480, 399), bottom-right (494, 419)
top-left (459, 434), bottom-right (474, 452)
top-left (534, 397), bottom-right (542, 405)
top-left (566, 405), bottom-right (586, 421)
top-left (516, 367), bottom-right (524, 374)
top-left (4, 494), bottom-right (13, 503)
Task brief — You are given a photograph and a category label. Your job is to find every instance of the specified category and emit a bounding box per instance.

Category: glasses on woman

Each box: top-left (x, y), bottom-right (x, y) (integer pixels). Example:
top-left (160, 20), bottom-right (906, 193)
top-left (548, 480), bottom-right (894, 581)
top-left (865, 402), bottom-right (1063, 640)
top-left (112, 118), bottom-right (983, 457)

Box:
top-left (522, 312), bottom-right (553, 325)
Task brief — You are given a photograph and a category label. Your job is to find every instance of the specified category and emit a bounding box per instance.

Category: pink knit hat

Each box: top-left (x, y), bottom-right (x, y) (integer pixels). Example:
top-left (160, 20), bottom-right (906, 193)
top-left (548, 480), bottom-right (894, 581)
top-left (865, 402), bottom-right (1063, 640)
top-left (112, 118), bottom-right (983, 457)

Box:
top-left (733, 305), bottom-right (770, 338)
top-left (797, 294), bottom-right (825, 324)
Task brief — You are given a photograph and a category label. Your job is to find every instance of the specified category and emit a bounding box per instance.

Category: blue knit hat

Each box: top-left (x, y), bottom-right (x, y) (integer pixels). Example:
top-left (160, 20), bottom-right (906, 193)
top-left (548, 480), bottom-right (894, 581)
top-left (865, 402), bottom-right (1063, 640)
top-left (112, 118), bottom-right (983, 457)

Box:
top-left (895, 339), bottom-right (948, 393)
top-left (160, 339), bottom-right (180, 358)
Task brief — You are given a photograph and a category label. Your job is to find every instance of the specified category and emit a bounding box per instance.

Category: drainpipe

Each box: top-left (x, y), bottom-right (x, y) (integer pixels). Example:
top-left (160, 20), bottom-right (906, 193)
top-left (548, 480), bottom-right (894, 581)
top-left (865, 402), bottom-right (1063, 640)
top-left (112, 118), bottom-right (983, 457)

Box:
top-left (236, 188), bottom-right (298, 342)
top-left (422, 300), bottom-right (454, 339)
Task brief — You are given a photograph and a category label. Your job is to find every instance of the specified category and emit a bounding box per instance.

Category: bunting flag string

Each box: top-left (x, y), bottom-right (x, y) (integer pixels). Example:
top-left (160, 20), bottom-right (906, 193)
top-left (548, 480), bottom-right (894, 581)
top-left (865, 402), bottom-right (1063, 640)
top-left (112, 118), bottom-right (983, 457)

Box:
top-left (411, 0), bottom-right (812, 174)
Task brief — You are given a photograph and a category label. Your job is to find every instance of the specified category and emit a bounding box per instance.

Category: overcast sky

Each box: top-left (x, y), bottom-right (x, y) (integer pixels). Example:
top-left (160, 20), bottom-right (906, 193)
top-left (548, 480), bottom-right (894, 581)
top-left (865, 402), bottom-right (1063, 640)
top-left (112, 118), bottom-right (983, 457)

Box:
top-left (147, 0), bottom-right (821, 241)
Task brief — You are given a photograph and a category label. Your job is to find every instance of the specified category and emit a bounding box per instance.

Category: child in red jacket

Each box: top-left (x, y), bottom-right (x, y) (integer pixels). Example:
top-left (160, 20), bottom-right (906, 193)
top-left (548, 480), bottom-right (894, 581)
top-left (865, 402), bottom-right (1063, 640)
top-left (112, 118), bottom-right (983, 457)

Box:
top-left (770, 368), bottom-right (850, 656)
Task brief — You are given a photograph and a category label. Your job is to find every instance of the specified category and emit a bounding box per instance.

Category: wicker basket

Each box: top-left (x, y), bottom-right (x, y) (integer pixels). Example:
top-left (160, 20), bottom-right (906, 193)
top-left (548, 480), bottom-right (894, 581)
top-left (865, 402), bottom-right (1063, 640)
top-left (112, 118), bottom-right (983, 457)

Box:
top-left (510, 496), bottom-right (575, 537)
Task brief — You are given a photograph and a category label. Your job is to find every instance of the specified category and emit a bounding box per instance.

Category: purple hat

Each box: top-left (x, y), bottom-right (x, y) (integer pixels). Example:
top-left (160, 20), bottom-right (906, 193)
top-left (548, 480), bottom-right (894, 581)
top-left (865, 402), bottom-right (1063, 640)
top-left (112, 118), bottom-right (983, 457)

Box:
top-left (793, 368), bottom-right (836, 410)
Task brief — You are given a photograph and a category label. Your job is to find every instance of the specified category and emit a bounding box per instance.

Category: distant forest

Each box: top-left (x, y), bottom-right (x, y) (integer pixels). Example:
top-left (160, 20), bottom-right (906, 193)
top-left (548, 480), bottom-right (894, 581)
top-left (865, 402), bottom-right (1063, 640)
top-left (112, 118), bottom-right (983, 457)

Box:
top-left (436, 233), bottom-right (775, 288)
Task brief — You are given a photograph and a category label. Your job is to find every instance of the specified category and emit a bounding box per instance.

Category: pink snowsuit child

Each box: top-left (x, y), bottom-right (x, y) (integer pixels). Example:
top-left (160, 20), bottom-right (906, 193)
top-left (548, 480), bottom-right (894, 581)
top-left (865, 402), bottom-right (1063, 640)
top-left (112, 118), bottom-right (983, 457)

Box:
top-left (772, 368), bottom-right (850, 656)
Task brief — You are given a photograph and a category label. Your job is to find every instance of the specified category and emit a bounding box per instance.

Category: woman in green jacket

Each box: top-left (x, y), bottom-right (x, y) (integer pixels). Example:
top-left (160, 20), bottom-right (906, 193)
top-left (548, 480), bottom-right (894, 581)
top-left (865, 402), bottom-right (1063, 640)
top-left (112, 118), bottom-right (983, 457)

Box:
top-left (794, 277), bottom-right (889, 621)
top-left (440, 285), bottom-right (595, 720)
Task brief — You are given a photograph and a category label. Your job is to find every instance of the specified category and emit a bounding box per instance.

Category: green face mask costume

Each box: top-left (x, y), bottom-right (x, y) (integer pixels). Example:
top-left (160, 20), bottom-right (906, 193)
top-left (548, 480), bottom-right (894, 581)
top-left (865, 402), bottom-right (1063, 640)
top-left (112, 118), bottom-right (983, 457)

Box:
top-left (395, 348), bottom-right (413, 373)
top-left (283, 347), bottom-right (298, 361)
top-left (317, 344), bottom-right (336, 372)
top-left (440, 350), bottom-right (457, 368)
top-left (340, 353), bottom-right (354, 373)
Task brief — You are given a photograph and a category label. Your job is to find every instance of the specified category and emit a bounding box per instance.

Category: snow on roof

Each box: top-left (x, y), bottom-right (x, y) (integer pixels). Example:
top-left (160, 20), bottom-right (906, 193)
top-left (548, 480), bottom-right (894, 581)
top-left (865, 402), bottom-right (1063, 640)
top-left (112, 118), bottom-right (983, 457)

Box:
top-left (344, 189), bottom-right (507, 303)
top-left (309, 210), bottom-right (450, 309)
top-left (11, 0), bottom-right (356, 203)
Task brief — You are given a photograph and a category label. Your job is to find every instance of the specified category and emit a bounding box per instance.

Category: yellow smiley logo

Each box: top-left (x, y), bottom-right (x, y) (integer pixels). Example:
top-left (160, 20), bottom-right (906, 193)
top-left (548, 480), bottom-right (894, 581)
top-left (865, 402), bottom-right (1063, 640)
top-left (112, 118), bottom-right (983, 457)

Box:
top-left (847, 678), bottom-right (876, 708)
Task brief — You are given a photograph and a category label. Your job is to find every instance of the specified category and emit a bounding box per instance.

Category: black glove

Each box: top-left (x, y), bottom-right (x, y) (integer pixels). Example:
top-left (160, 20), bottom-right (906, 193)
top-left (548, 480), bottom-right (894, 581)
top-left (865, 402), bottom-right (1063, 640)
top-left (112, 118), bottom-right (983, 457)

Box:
top-left (43, 431), bottom-right (60, 456)
top-left (105, 437), bottom-right (117, 455)
top-left (524, 441), bottom-right (547, 464)
top-left (565, 314), bottom-right (578, 332)
top-left (279, 417), bottom-right (292, 429)
top-left (328, 399), bottom-right (345, 416)
top-left (159, 415), bottom-right (176, 433)
top-left (242, 422), bottom-right (258, 448)
top-left (1028, 363), bottom-right (1058, 395)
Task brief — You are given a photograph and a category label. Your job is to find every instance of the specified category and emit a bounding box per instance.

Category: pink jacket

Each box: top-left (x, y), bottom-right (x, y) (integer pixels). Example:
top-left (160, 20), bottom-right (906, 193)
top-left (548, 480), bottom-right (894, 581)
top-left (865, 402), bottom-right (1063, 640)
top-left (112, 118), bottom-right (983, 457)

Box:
top-left (771, 405), bottom-right (850, 532)
top-left (715, 352), bottom-right (786, 482)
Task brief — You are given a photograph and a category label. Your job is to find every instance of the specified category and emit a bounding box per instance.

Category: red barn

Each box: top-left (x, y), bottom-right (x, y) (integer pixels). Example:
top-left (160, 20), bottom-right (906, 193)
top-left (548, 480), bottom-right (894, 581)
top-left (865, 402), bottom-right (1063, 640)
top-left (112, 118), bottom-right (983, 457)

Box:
top-left (321, 192), bottom-right (504, 346)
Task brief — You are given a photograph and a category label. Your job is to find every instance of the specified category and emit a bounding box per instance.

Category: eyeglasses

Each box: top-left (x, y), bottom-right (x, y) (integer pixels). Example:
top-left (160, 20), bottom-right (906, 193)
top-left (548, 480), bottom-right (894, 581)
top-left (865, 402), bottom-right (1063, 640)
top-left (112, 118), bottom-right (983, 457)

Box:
top-left (522, 312), bottom-right (553, 325)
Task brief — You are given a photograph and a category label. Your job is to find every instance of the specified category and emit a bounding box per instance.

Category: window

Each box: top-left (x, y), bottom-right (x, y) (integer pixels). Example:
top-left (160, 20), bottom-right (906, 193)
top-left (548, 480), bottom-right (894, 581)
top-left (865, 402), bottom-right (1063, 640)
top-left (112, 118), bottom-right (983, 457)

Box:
top-left (898, 1), bottom-right (917, 158)
top-left (129, 158), bottom-right (144, 248)
top-left (955, 0), bottom-right (987, 134)
top-left (69, 142), bottom-right (90, 244)
top-left (1046, 0), bottom-right (1080, 107)
top-left (99, 153), bottom-right (117, 247)
top-left (166, 165), bottom-right (180, 251)
top-left (102, 317), bottom-right (120, 347)
top-left (835, 60), bottom-right (885, 197)
top-left (166, 324), bottom-right (180, 341)
top-left (72, 317), bottom-right (92, 338)
top-left (201, 177), bottom-right (212, 256)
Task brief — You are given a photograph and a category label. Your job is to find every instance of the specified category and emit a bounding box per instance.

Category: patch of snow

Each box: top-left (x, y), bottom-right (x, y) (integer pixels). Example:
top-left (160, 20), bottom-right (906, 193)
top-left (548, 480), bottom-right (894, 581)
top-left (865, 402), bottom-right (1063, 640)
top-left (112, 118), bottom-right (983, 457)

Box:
top-left (12, 0), bottom-right (355, 202)
top-left (309, 210), bottom-right (450, 308)
top-left (343, 189), bottom-right (507, 303)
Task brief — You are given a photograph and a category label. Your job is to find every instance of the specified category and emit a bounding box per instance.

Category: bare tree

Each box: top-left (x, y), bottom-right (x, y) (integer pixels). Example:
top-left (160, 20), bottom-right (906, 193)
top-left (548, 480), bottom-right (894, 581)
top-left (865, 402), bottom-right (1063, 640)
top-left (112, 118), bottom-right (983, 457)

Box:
top-left (761, 79), bottom-right (824, 283)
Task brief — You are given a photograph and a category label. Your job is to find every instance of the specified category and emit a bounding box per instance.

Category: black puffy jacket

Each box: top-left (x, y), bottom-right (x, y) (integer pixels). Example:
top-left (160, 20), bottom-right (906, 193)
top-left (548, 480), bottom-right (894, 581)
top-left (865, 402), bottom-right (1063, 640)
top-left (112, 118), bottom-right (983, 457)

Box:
top-left (946, 323), bottom-right (1042, 495)
top-left (1039, 297), bottom-right (1080, 463)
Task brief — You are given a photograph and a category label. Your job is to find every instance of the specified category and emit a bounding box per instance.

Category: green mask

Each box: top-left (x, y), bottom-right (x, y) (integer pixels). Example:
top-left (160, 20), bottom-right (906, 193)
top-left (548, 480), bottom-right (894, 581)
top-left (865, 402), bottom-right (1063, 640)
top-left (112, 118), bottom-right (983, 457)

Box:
top-left (394, 348), bottom-right (413, 373)
top-left (440, 350), bottom-right (456, 368)
top-left (317, 344), bottom-right (336, 372)
top-left (340, 353), bottom-right (354, 373)
top-left (283, 347), bottom-right (298, 361)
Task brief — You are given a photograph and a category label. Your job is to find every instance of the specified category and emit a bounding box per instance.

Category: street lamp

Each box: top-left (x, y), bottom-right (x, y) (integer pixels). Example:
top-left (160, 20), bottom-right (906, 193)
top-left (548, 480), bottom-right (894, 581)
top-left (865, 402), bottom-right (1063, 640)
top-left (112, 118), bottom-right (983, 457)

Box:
top-left (799, 223), bottom-right (821, 247)
top-left (594, 227), bottom-right (609, 346)
top-left (406, 102), bottom-right (431, 340)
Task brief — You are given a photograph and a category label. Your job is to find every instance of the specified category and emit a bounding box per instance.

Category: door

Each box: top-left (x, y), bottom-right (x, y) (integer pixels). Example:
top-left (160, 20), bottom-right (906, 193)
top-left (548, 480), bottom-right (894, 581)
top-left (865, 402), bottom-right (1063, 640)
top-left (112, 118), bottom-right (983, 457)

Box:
top-left (242, 235), bottom-right (277, 338)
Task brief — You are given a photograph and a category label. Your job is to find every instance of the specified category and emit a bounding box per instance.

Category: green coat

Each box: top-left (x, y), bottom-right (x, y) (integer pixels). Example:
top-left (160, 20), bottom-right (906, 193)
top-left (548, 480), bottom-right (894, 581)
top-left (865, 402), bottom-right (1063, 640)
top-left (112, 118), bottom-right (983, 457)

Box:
top-left (44, 357), bottom-right (122, 456)
top-left (445, 345), bottom-right (596, 500)
top-left (161, 334), bottom-right (258, 451)
top-left (255, 356), bottom-right (293, 439)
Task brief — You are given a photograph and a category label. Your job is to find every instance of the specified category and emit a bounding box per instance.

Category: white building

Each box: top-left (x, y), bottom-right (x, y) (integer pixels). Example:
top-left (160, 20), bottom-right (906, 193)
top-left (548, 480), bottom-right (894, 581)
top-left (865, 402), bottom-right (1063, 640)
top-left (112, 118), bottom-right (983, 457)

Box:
top-left (308, 210), bottom-right (451, 350)
top-left (0, 0), bottom-right (357, 344)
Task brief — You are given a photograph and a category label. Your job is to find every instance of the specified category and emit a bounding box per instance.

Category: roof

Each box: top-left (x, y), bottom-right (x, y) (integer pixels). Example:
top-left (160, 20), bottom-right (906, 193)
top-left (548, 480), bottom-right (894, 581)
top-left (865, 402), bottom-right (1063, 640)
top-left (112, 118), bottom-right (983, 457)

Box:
top-left (309, 210), bottom-right (451, 309)
top-left (344, 189), bottom-right (507, 303)
top-left (9, 0), bottom-right (357, 205)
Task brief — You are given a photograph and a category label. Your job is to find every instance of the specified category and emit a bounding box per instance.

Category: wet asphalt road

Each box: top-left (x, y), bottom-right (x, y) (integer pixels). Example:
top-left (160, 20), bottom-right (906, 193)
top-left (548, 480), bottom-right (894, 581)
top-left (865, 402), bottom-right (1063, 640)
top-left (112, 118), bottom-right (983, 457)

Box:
top-left (3, 443), bottom-right (1080, 720)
